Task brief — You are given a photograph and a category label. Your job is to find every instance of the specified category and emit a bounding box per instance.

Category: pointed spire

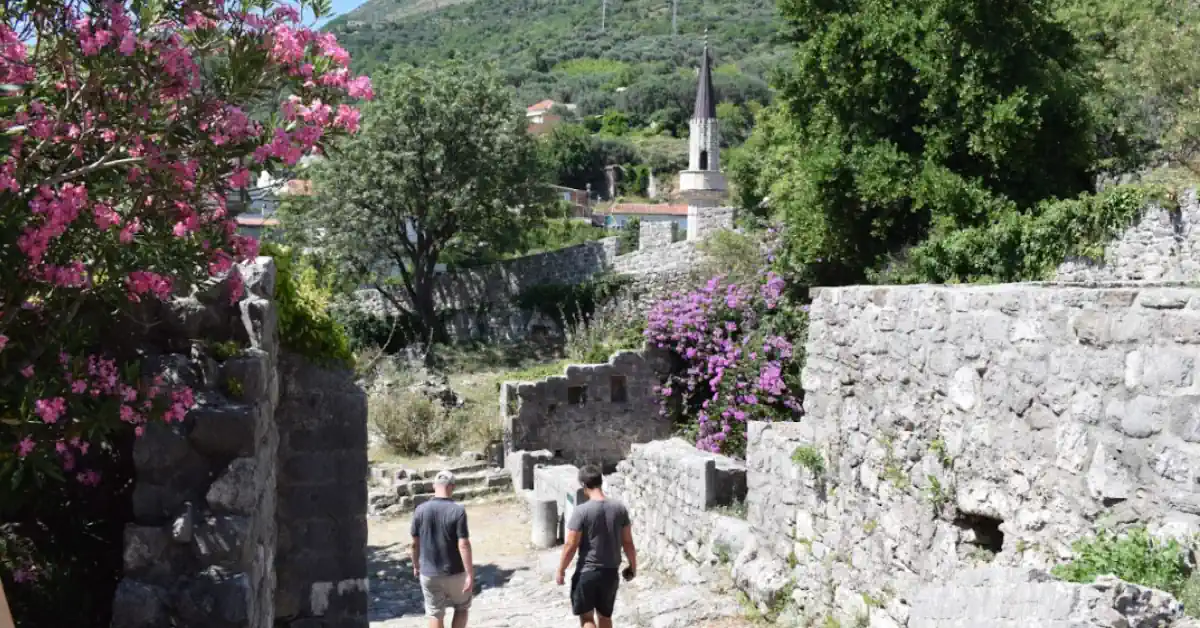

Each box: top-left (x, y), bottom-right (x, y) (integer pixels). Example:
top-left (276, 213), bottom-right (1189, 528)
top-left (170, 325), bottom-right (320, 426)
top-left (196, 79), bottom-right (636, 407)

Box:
top-left (692, 32), bottom-right (716, 120)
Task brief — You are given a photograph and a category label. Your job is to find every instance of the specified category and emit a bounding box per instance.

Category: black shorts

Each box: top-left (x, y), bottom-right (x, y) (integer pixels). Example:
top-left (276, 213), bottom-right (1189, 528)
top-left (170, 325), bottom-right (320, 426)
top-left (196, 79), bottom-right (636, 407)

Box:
top-left (570, 568), bottom-right (620, 617)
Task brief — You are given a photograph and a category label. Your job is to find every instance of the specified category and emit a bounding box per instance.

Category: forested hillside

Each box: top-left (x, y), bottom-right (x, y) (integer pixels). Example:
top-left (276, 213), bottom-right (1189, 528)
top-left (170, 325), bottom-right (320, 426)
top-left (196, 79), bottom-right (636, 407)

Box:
top-left (326, 0), bottom-right (781, 133)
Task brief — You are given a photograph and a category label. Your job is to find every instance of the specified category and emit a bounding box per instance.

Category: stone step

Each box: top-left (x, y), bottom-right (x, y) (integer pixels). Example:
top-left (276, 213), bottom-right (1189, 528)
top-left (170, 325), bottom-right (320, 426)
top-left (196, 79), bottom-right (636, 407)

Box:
top-left (370, 483), bottom-right (513, 516)
top-left (371, 461), bottom-right (494, 486)
top-left (401, 469), bottom-right (509, 495)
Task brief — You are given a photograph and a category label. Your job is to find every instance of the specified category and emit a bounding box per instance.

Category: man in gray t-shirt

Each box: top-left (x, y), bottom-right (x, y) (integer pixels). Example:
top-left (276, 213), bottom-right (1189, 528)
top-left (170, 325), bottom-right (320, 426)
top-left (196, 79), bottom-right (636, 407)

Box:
top-left (555, 466), bottom-right (638, 628)
top-left (410, 470), bottom-right (474, 628)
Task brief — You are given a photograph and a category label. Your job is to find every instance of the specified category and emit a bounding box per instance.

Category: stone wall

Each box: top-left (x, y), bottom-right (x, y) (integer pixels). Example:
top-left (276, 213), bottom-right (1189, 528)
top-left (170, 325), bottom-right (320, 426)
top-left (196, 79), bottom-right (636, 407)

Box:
top-left (639, 220), bottom-right (680, 250)
top-left (500, 346), bottom-right (677, 469)
top-left (755, 282), bottom-right (1200, 625)
top-left (110, 259), bottom-right (369, 628)
top-left (1057, 188), bottom-right (1200, 282)
top-left (605, 439), bottom-right (752, 581)
top-left (112, 259), bottom-right (283, 628)
top-left (349, 218), bottom-right (734, 344)
top-left (691, 206), bottom-right (736, 242)
top-left (274, 353), bottom-right (369, 627)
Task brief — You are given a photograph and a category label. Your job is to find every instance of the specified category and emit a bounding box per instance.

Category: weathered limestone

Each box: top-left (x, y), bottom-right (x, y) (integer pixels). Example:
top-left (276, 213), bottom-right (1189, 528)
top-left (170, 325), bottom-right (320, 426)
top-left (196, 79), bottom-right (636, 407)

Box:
top-left (501, 346), bottom-right (676, 469)
top-left (274, 353), bottom-right (369, 626)
top-left (113, 258), bottom-right (282, 628)
top-left (110, 258), bottom-right (370, 628)
top-left (1058, 189), bottom-right (1200, 282)
top-left (749, 283), bottom-right (1200, 626)
top-left (530, 499), bottom-right (559, 549)
top-left (909, 567), bottom-right (1190, 628)
top-left (604, 440), bottom-right (752, 588)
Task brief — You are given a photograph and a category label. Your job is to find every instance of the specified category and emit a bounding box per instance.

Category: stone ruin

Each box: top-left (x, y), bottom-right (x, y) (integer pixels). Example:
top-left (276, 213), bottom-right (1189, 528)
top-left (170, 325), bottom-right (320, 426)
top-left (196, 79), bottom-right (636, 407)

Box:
top-left (509, 190), bottom-right (1200, 627)
top-left (110, 258), bottom-right (370, 628)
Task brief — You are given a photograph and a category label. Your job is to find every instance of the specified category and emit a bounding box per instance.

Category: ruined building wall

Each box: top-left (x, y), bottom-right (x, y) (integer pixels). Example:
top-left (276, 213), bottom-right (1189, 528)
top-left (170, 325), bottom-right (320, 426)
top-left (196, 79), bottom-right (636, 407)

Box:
top-left (110, 259), bottom-right (369, 628)
top-left (1058, 188), bottom-right (1200, 282)
top-left (751, 283), bottom-right (1200, 625)
top-left (500, 347), bottom-right (677, 469)
top-left (274, 353), bottom-right (369, 627)
top-left (605, 439), bottom-right (751, 579)
top-left (112, 259), bottom-right (283, 628)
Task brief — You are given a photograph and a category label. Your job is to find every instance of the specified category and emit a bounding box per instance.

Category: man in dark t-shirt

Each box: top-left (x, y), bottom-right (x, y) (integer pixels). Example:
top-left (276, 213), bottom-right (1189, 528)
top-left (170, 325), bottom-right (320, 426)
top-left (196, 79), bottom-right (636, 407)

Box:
top-left (555, 465), bottom-right (638, 628)
top-left (410, 470), bottom-right (474, 628)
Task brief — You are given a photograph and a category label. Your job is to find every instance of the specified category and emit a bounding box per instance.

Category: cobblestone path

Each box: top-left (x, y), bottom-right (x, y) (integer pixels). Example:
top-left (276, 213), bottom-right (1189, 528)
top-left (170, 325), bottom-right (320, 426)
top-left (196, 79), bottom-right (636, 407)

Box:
top-left (367, 499), bottom-right (750, 628)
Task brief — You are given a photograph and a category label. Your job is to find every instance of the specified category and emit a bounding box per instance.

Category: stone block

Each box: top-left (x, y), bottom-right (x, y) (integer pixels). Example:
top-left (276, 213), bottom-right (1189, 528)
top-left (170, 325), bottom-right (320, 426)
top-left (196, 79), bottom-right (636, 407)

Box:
top-left (189, 401), bottom-right (259, 458)
top-left (191, 514), bottom-right (253, 570)
top-left (207, 457), bottom-right (260, 515)
top-left (221, 349), bottom-right (271, 403)
top-left (111, 579), bottom-right (170, 628)
top-left (175, 567), bottom-right (252, 626)
top-left (123, 525), bottom-right (174, 580)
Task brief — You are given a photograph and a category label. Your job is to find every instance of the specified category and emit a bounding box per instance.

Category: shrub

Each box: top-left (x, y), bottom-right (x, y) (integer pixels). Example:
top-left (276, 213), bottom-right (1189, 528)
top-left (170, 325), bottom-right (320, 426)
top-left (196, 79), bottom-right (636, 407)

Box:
top-left (262, 243), bottom-right (355, 369)
top-left (368, 389), bottom-right (451, 456)
top-left (512, 272), bottom-right (632, 326)
top-left (644, 230), bottom-right (806, 456)
top-left (564, 293), bottom-right (646, 363)
top-left (1052, 527), bottom-right (1194, 602)
top-left (619, 217), bottom-right (641, 254)
top-left (878, 184), bottom-right (1161, 284)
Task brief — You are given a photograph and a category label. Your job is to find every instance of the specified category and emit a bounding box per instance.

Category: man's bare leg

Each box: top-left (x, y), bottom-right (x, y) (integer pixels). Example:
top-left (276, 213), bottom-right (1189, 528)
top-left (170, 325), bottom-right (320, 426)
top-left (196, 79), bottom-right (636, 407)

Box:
top-left (450, 610), bottom-right (469, 628)
top-left (597, 615), bottom-right (613, 628)
top-left (579, 611), bottom-right (597, 628)
top-left (427, 616), bottom-right (445, 628)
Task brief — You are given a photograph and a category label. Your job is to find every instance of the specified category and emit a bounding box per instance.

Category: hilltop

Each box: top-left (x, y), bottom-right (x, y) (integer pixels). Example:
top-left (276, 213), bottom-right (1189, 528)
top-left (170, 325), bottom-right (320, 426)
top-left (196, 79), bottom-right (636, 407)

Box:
top-left (326, 0), bottom-right (782, 135)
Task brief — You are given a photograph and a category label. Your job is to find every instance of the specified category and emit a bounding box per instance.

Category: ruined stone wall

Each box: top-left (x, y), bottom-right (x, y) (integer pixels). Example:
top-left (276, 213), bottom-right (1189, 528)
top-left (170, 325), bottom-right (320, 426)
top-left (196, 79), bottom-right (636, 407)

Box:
top-left (274, 353), bottom-right (369, 627)
top-left (1057, 188), bottom-right (1200, 282)
top-left (350, 224), bottom-right (723, 344)
top-left (605, 439), bottom-right (752, 580)
top-left (112, 259), bottom-right (282, 628)
top-left (639, 220), bottom-right (681, 250)
top-left (110, 259), bottom-right (369, 628)
top-left (691, 206), bottom-right (736, 242)
top-left (748, 282), bottom-right (1200, 626)
top-left (500, 347), bottom-right (677, 469)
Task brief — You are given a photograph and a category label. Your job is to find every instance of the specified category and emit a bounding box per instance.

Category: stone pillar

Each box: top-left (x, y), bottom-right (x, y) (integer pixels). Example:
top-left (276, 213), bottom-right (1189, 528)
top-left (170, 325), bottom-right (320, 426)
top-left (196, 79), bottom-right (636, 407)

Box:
top-left (111, 258), bottom-right (281, 628)
top-left (531, 500), bottom-right (559, 549)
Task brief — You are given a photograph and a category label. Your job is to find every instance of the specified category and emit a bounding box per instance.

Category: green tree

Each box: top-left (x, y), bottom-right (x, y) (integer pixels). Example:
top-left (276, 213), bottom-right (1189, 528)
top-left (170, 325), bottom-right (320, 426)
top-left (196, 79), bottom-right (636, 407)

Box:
top-left (296, 63), bottom-right (554, 343)
top-left (736, 0), bottom-right (1097, 284)
top-left (1056, 0), bottom-right (1200, 172)
top-left (540, 124), bottom-right (602, 190)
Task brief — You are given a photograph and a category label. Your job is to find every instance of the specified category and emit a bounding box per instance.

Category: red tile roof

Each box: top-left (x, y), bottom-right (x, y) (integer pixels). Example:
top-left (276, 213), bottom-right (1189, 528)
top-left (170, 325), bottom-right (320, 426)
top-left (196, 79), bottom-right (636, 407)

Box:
top-left (527, 99), bottom-right (556, 113)
top-left (281, 179), bottom-right (313, 196)
top-left (236, 216), bottom-right (280, 227)
top-left (607, 203), bottom-right (688, 216)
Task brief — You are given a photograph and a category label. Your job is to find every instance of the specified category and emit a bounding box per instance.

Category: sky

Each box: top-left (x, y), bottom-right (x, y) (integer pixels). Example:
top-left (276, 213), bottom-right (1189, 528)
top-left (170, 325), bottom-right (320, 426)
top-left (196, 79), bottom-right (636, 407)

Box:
top-left (307, 0), bottom-right (369, 28)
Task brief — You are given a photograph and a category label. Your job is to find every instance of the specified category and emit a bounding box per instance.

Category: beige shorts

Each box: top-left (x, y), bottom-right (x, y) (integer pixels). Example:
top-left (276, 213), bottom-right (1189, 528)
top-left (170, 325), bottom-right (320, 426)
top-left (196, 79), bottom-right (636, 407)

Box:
top-left (420, 572), bottom-right (473, 618)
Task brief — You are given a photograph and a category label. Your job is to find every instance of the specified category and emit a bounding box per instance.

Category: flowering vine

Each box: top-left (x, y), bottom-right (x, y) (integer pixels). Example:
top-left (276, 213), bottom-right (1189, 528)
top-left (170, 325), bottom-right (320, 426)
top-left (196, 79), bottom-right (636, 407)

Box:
top-left (644, 229), bottom-right (806, 455)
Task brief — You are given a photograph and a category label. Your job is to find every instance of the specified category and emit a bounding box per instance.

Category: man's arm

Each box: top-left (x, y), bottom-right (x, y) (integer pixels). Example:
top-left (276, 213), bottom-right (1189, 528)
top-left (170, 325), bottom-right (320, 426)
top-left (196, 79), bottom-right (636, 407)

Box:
top-left (621, 524), bottom-right (637, 578)
top-left (556, 529), bottom-right (581, 585)
top-left (556, 508), bottom-right (584, 585)
top-left (409, 512), bottom-right (421, 577)
top-left (457, 511), bottom-right (474, 593)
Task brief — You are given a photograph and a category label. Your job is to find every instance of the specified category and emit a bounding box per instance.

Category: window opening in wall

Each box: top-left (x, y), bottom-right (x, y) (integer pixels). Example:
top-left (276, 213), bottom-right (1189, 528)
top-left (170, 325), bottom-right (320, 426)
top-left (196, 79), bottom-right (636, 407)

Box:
top-left (568, 385), bottom-right (587, 405)
top-left (505, 390), bottom-right (518, 416)
top-left (610, 375), bottom-right (628, 403)
top-left (953, 512), bottom-right (1005, 557)
top-left (699, 150), bottom-right (709, 170)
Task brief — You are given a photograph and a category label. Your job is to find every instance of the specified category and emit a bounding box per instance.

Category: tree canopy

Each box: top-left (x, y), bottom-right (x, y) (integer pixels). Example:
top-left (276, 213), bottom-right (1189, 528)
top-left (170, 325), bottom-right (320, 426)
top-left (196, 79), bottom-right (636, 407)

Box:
top-left (732, 0), bottom-right (1097, 285)
top-left (293, 62), bottom-right (554, 339)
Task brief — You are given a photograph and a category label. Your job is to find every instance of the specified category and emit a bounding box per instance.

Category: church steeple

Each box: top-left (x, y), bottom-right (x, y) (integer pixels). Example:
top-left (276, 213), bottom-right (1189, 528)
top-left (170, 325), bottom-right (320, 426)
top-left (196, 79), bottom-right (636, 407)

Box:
top-left (680, 33), bottom-right (727, 241)
top-left (693, 36), bottom-right (716, 120)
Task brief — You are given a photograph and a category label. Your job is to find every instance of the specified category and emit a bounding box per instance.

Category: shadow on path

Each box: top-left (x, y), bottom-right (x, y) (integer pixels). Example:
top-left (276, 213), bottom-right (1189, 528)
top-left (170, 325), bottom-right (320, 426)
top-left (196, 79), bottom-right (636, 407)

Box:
top-left (367, 543), bottom-right (519, 621)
